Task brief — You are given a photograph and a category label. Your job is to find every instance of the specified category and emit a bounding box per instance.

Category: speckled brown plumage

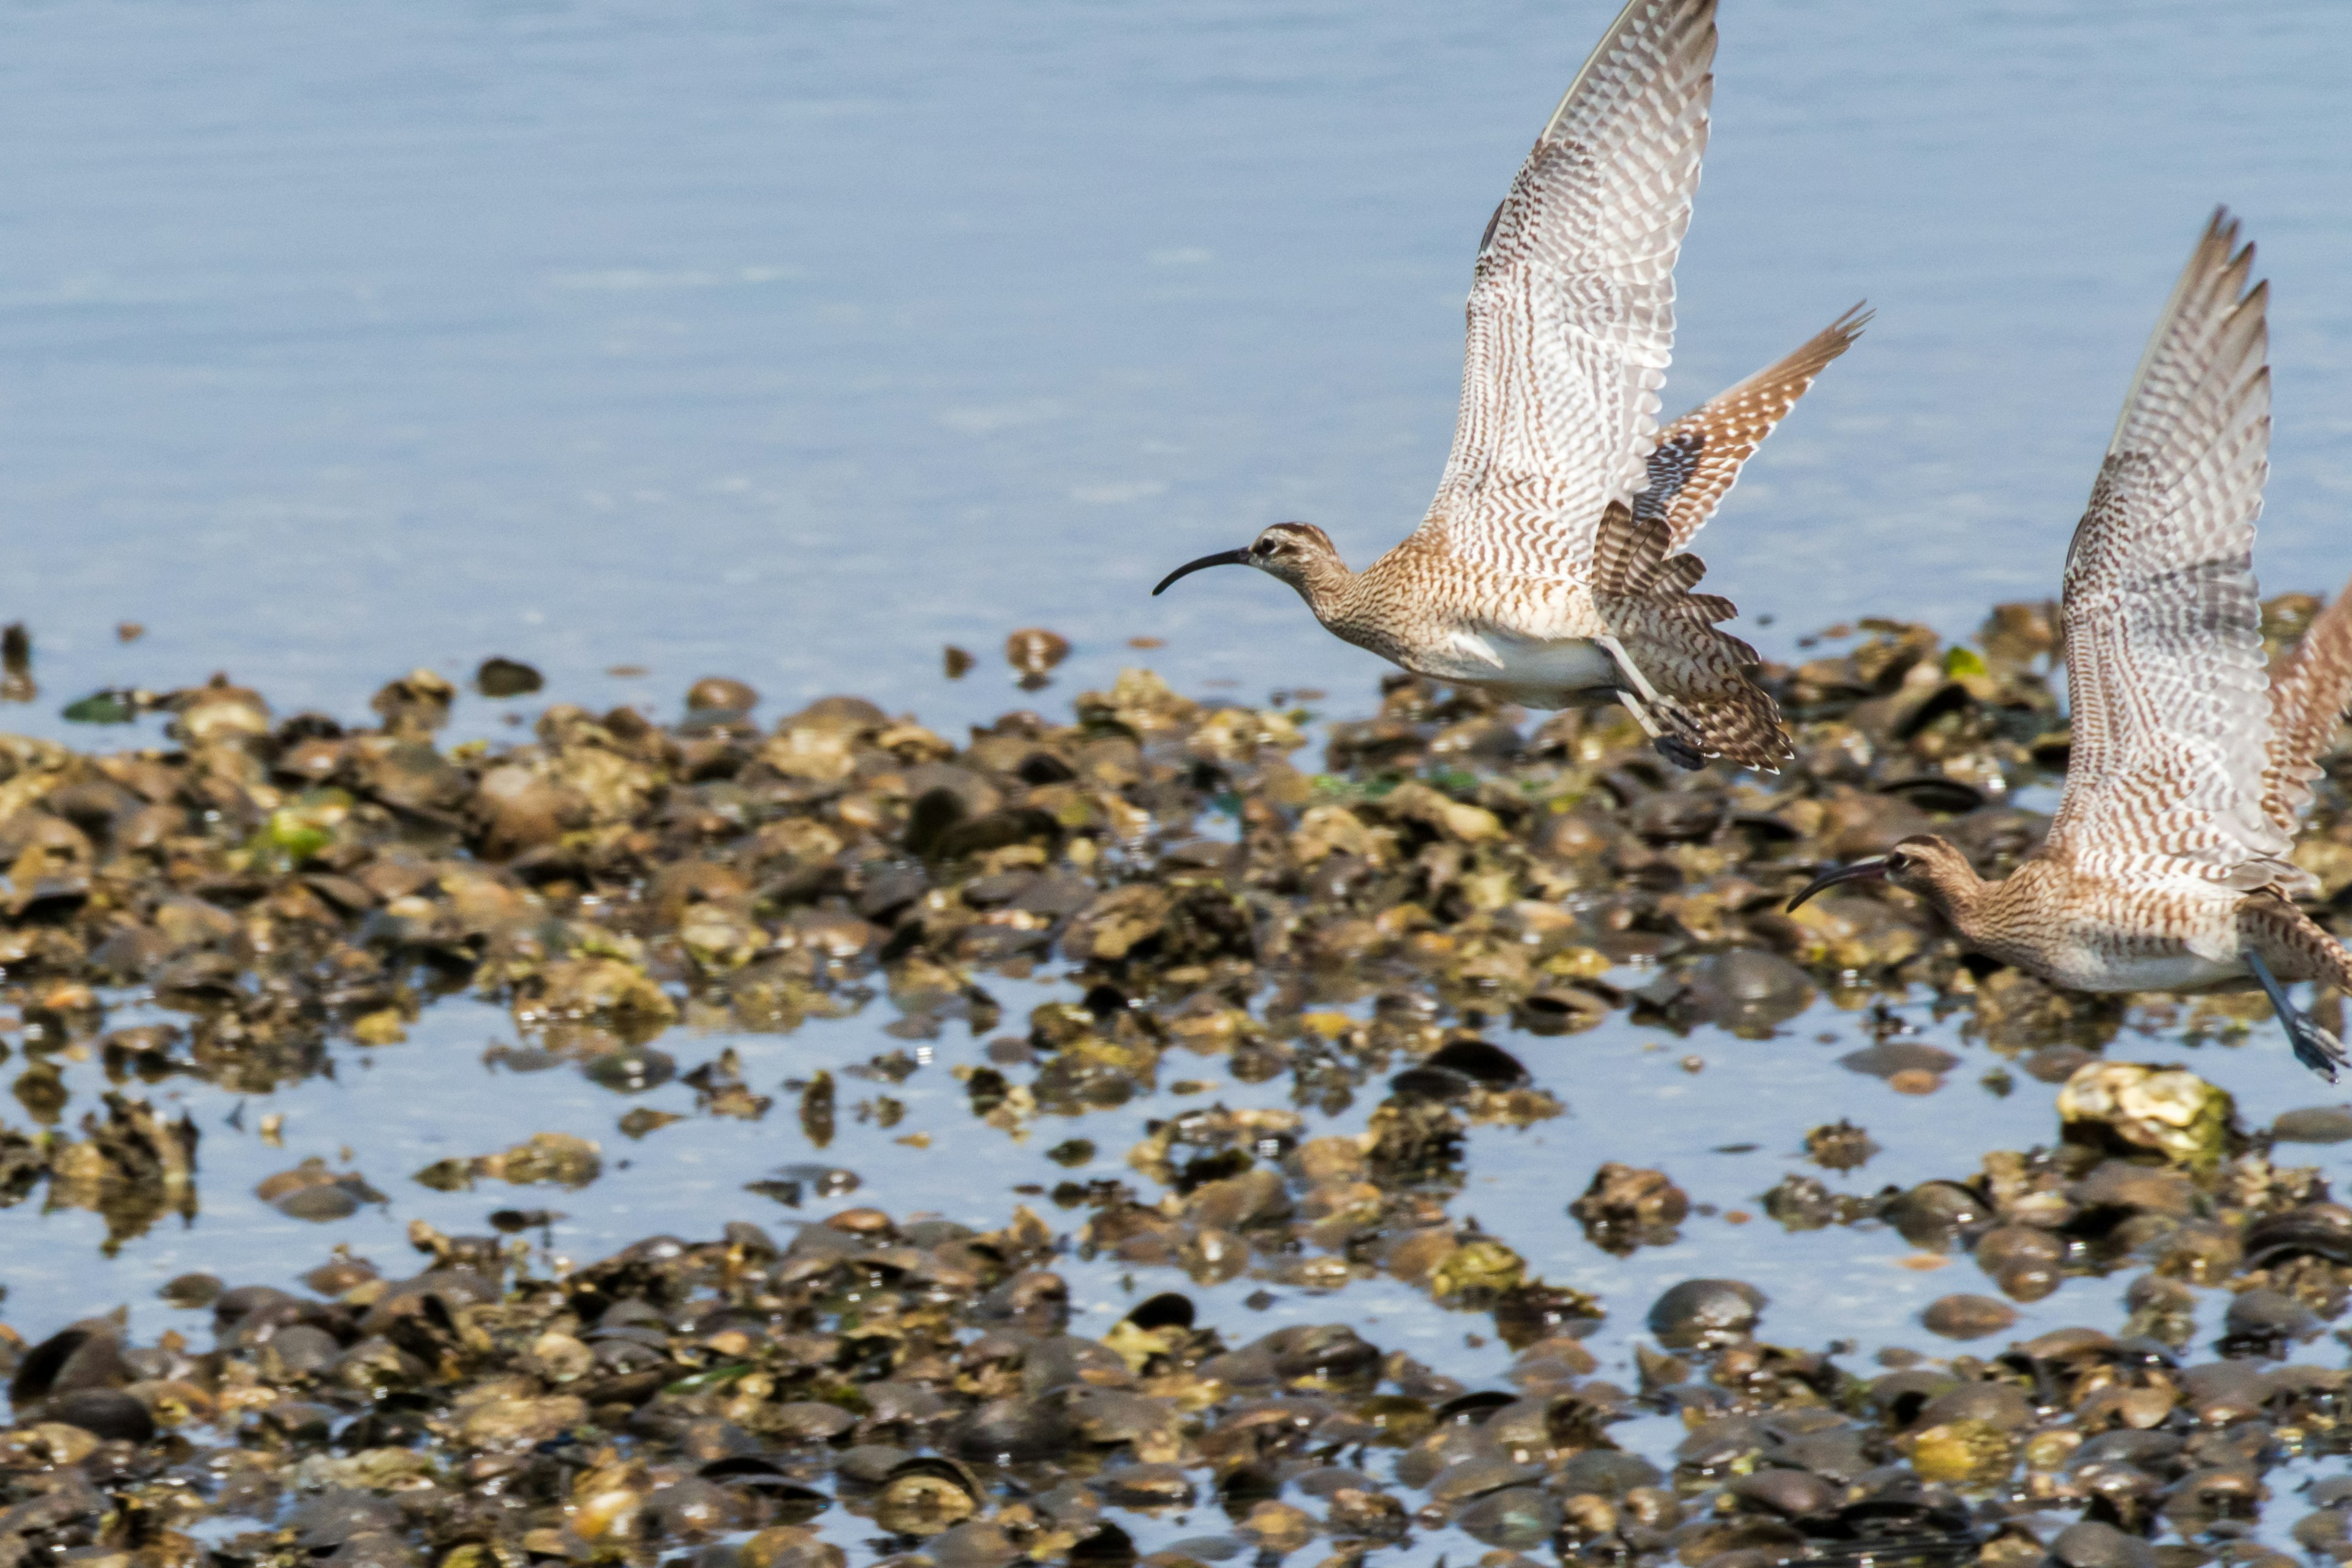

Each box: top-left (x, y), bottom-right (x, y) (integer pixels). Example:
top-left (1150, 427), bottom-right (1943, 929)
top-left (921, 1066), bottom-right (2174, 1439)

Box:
top-left (2263, 584), bottom-right (2352, 832)
top-left (1630, 303), bottom-right (1872, 556)
top-left (1150, 0), bottom-right (1859, 774)
top-left (1788, 210), bottom-right (2352, 1080)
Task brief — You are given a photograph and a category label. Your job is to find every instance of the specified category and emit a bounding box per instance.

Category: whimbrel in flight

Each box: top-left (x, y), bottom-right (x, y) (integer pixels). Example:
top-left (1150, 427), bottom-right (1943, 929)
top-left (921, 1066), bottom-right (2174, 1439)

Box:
top-left (1790, 211), bottom-right (2352, 1080)
top-left (1153, 0), bottom-right (1864, 772)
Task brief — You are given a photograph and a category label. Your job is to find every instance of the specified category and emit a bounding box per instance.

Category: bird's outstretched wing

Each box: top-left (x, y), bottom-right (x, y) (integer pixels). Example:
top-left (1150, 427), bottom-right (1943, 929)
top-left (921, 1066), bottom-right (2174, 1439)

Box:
top-left (2043, 209), bottom-right (2292, 890)
top-left (2263, 581), bottom-right (2352, 834)
top-left (1412, 0), bottom-right (1715, 583)
top-left (1635, 304), bottom-right (1869, 552)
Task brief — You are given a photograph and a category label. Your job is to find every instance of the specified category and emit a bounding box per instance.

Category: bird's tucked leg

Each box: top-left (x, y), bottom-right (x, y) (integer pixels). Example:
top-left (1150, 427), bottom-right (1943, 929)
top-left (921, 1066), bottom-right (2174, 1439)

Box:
top-left (1599, 636), bottom-right (1706, 771)
top-left (1596, 635), bottom-right (1665, 707)
top-left (2245, 949), bottom-right (2348, 1082)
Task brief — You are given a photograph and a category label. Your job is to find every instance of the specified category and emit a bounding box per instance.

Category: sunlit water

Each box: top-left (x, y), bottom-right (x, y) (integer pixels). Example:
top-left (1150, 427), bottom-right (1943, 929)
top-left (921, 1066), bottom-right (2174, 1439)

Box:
top-left (0, 0), bottom-right (2346, 742)
top-left (1, 965), bottom-right (2335, 1384)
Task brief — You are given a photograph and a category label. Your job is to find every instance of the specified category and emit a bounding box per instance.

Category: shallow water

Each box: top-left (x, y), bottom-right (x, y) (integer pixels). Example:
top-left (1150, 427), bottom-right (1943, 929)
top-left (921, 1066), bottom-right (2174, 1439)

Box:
top-left (0, 0), bottom-right (2348, 742)
top-left (1, 951), bottom-right (2331, 1385)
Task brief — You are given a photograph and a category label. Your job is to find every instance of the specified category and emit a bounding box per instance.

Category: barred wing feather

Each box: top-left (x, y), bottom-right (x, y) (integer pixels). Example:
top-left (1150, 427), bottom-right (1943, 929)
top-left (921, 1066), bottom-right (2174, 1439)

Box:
top-left (1415, 0), bottom-right (1715, 583)
top-left (2045, 209), bottom-right (2291, 890)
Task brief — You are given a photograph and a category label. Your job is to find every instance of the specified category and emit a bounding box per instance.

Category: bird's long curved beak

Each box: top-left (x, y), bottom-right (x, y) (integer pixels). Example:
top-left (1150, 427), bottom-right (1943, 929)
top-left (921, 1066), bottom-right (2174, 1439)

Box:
top-left (1785, 858), bottom-right (1888, 912)
top-left (1152, 548), bottom-right (1251, 596)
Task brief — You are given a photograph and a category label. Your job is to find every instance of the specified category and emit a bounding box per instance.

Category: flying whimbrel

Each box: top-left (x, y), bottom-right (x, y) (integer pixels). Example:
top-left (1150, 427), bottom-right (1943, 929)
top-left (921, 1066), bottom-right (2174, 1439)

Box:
top-left (1152, 0), bottom-right (1863, 772)
top-left (1790, 210), bottom-right (2352, 1081)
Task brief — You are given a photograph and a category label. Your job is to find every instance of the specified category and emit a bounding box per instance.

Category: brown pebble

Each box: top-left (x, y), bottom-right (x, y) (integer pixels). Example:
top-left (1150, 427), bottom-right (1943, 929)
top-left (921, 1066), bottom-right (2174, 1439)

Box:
top-left (1921, 1293), bottom-right (2019, 1340)
top-left (159, 1272), bottom-right (222, 1308)
top-left (1992, 1261), bottom-right (2062, 1301)
top-left (943, 645), bottom-right (974, 679)
top-left (475, 657), bottom-right (544, 698)
top-left (1805, 1118), bottom-right (1879, 1170)
top-left (686, 676), bottom-right (758, 712)
top-left (115, 622), bottom-right (144, 643)
top-left (1888, 1068), bottom-right (1943, 1095)
top-left (1237, 1499), bottom-right (1317, 1554)
top-left (1004, 628), bottom-right (1071, 683)
top-left (2272, 1105), bottom-right (2352, 1143)
top-left (2024, 1046), bottom-right (2097, 1083)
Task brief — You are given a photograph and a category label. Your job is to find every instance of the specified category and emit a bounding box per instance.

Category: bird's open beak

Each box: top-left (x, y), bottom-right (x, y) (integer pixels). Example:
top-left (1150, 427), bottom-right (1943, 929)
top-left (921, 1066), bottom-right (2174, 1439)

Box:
top-left (1785, 858), bottom-right (1888, 911)
top-left (1152, 548), bottom-right (1252, 596)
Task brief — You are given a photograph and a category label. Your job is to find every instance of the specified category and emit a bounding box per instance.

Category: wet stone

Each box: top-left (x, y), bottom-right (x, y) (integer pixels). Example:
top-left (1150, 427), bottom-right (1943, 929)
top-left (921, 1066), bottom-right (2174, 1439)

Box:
top-left (1457, 1486), bottom-right (1562, 1548)
top-left (1681, 949), bottom-right (1815, 1033)
top-left (2054, 1521), bottom-right (2160, 1568)
top-left (1569, 1163), bottom-right (1688, 1254)
top-left (159, 1272), bottom-right (222, 1308)
top-left (475, 657), bottom-right (543, 698)
top-left (1804, 1118), bottom-right (1878, 1170)
top-left (2220, 1288), bottom-right (2320, 1353)
top-left (1839, 1040), bottom-right (1959, 1080)
top-left (46, 1387), bottom-right (154, 1442)
top-left (2272, 1104), bottom-right (2352, 1143)
top-left (1885, 1180), bottom-right (1993, 1250)
top-left (1648, 1279), bottom-right (1765, 1349)
top-left (1921, 1294), bottom-right (2019, 1341)
top-left (687, 676), bottom-right (758, 713)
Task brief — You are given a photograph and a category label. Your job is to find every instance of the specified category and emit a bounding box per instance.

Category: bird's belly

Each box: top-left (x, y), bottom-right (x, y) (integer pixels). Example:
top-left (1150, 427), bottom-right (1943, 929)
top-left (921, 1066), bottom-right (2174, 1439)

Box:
top-left (2032, 946), bottom-right (2245, 994)
top-left (1487, 634), bottom-right (1619, 689)
top-left (1413, 631), bottom-right (1617, 701)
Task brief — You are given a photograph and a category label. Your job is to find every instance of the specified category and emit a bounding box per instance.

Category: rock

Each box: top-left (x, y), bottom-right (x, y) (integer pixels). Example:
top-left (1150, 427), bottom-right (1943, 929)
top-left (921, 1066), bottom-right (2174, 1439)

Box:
top-left (475, 658), bottom-right (543, 698)
top-left (47, 1387), bottom-right (154, 1442)
top-left (1235, 1500), bottom-right (1316, 1554)
top-left (1682, 949), bottom-right (1814, 1032)
top-left (955, 1397), bottom-right (1071, 1463)
top-left (159, 1272), bottom-right (222, 1308)
top-left (1457, 1487), bottom-right (1562, 1549)
top-left (2053, 1521), bottom-right (2158, 1568)
top-left (737, 1528), bottom-right (845, 1568)
top-left (1003, 629), bottom-right (1071, 688)
top-left (2272, 1104), bottom-right (2352, 1143)
top-left (1804, 1119), bottom-right (1877, 1170)
top-left (2058, 1061), bottom-right (2237, 1170)
top-left (459, 1392), bottom-right (589, 1449)
top-left (1569, 1163), bottom-right (1688, 1254)
top-left (1727, 1468), bottom-right (1837, 1518)
top-left (1905, 1418), bottom-right (2016, 1485)
top-left (1647, 1279), bottom-right (1765, 1349)
top-left (1838, 1040), bottom-right (1959, 1079)
top-left (1883, 1181), bottom-right (1992, 1249)
top-left (687, 677), bottom-right (758, 713)
top-left (1921, 1294), bottom-right (2019, 1341)
top-left (1914, 1381), bottom-right (2034, 1432)
top-left (2220, 1288), bottom-right (2320, 1353)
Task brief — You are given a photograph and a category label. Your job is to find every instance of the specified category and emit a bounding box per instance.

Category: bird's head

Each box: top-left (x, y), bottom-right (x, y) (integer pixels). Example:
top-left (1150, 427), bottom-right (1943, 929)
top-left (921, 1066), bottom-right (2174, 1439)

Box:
top-left (1152, 522), bottom-right (1341, 598)
top-left (1785, 834), bottom-right (1980, 915)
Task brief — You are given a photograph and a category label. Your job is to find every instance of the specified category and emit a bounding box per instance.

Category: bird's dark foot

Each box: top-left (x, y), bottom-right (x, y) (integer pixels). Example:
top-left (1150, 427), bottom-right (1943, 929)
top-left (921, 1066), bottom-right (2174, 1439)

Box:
top-left (2287, 1014), bottom-right (2349, 1082)
top-left (2245, 950), bottom-right (2347, 1081)
top-left (1654, 734), bottom-right (1707, 771)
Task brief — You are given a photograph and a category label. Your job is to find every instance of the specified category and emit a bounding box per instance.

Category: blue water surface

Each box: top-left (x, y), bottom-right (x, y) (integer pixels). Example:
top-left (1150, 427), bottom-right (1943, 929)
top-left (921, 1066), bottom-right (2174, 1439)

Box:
top-left (0, 0), bottom-right (2344, 737)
